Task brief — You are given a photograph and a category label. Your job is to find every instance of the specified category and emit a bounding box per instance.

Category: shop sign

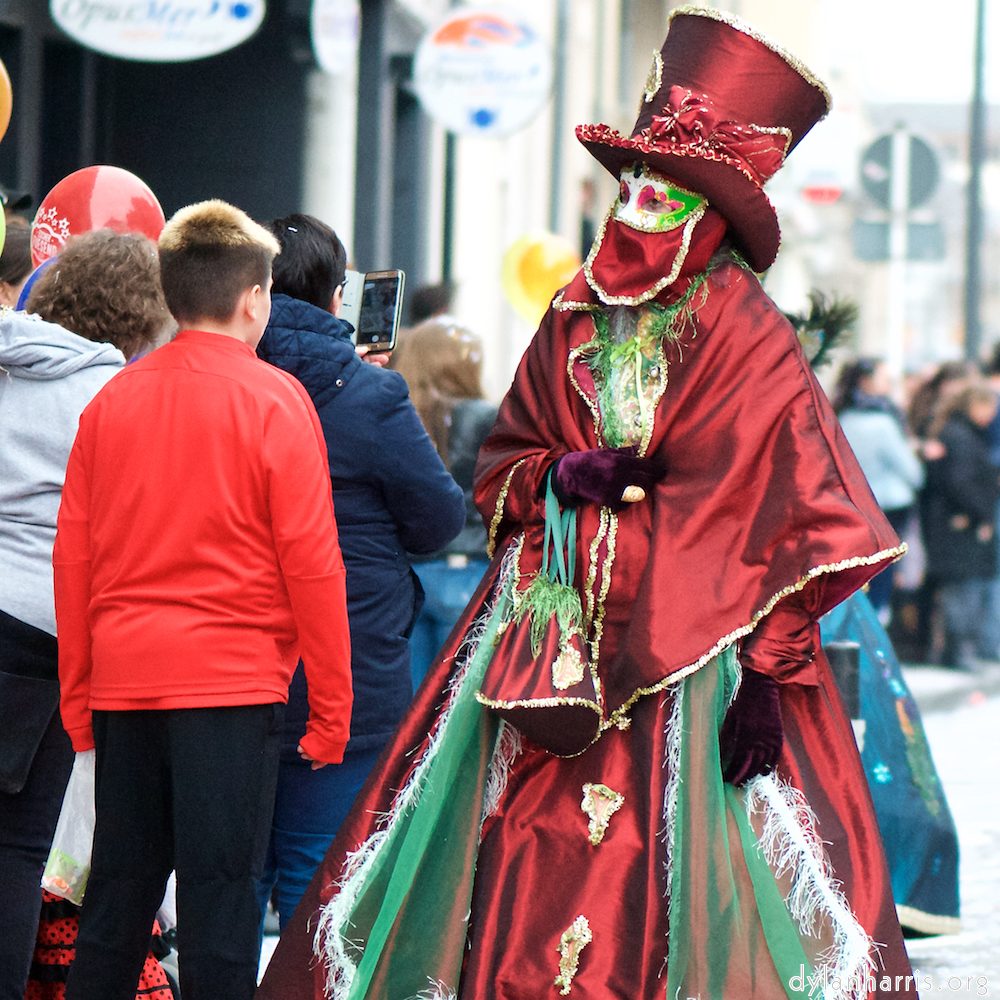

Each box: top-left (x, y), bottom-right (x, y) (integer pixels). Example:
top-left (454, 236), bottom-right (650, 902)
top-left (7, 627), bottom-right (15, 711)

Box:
top-left (414, 8), bottom-right (552, 137)
top-left (311, 0), bottom-right (360, 75)
top-left (50, 1), bottom-right (266, 62)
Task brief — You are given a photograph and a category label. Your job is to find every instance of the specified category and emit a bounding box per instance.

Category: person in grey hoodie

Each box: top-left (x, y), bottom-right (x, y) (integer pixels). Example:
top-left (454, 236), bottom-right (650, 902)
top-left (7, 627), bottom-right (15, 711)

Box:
top-left (833, 358), bottom-right (924, 621)
top-left (0, 229), bottom-right (170, 1000)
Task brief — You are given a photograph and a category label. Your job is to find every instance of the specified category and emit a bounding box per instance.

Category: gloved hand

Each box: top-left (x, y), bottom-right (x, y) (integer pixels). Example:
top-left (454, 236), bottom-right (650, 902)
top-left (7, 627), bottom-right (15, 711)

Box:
top-left (719, 666), bottom-right (783, 785)
top-left (551, 446), bottom-right (666, 512)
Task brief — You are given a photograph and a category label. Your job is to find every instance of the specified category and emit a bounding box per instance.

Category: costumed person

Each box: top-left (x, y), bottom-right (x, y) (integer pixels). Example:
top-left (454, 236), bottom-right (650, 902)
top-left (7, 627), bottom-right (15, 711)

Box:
top-left (389, 283), bottom-right (498, 688)
top-left (820, 593), bottom-right (961, 938)
top-left (257, 9), bottom-right (916, 999)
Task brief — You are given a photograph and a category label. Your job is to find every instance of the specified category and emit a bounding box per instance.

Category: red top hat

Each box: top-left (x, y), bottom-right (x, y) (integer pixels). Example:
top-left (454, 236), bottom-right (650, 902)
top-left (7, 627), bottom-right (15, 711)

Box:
top-left (577, 6), bottom-right (830, 272)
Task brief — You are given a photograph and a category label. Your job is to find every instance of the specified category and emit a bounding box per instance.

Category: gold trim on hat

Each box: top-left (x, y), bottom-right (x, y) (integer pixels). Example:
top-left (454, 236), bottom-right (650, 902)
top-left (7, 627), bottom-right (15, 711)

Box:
top-left (666, 5), bottom-right (831, 113)
top-left (640, 50), bottom-right (663, 114)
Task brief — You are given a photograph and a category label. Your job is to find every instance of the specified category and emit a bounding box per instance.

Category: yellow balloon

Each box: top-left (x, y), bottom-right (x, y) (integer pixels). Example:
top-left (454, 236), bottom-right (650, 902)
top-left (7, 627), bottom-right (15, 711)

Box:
top-left (502, 231), bottom-right (581, 327)
top-left (0, 209), bottom-right (7, 261)
top-left (0, 57), bottom-right (11, 145)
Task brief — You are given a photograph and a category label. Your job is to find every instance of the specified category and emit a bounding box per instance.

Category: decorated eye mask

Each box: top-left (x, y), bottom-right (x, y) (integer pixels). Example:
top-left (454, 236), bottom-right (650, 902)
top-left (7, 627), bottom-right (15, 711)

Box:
top-left (614, 163), bottom-right (706, 232)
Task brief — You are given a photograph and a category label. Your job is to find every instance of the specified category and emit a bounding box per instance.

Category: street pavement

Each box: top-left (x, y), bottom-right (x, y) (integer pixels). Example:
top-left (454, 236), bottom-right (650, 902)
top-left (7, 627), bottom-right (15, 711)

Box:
top-left (899, 662), bottom-right (1000, 995)
top-left (257, 663), bottom-right (1000, 991)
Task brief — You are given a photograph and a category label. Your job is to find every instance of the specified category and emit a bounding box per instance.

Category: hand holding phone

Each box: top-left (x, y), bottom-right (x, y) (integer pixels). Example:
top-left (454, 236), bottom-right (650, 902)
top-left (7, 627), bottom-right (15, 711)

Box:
top-left (350, 270), bottom-right (405, 353)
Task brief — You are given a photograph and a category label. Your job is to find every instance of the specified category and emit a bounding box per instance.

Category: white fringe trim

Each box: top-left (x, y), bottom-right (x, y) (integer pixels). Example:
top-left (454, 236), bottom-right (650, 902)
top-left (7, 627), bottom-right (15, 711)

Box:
top-left (744, 774), bottom-right (877, 1000)
top-left (660, 685), bottom-right (685, 908)
top-left (409, 979), bottom-right (458, 1000)
top-left (312, 545), bottom-right (520, 1000)
top-left (480, 721), bottom-right (523, 835)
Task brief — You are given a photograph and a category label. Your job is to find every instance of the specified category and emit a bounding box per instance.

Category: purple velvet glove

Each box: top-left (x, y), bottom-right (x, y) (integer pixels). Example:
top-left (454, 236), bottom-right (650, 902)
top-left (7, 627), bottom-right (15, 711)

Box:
top-left (719, 666), bottom-right (783, 786)
top-left (551, 446), bottom-right (666, 511)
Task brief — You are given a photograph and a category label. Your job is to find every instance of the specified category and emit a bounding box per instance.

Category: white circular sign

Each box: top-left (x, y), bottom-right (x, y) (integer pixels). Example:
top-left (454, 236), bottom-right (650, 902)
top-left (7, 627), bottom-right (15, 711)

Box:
top-left (413, 8), bottom-right (552, 138)
top-left (311, 0), bottom-right (360, 76)
top-left (50, 0), bottom-right (266, 63)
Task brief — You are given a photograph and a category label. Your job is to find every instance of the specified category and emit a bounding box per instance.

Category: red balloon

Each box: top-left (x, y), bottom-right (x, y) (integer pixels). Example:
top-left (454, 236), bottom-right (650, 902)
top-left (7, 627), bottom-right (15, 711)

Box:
top-left (30, 166), bottom-right (165, 267)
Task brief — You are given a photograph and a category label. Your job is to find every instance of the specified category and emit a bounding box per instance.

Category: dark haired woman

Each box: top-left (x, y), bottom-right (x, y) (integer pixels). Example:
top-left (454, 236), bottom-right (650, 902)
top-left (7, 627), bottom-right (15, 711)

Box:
top-left (0, 229), bottom-right (172, 1000)
top-left (254, 213), bottom-right (465, 930)
top-left (922, 385), bottom-right (1000, 669)
top-left (833, 358), bottom-right (923, 620)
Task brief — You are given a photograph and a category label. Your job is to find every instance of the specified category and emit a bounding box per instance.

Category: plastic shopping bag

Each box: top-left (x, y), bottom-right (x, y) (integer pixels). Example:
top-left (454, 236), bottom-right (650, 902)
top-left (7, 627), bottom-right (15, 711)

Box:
top-left (42, 748), bottom-right (95, 905)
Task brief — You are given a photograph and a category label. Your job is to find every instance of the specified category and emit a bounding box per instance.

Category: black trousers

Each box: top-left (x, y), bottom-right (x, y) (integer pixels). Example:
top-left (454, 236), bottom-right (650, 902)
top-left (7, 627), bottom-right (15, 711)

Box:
top-left (65, 703), bottom-right (284, 1000)
top-left (0, 610), bottom-right (74, 1000)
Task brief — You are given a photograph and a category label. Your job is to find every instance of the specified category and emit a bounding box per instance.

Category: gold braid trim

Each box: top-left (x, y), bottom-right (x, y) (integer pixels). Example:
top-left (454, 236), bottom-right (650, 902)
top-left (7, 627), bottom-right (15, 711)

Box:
top-left (666, 5), bottom-right (832, 113)
top-left (601, 543), bottom-right (908, 732)
top-left (486, 459), bottom-right (526, 559)
top-left (567, 340), bottom-right (605, 444)
top-left (582, 506), bottom-right (609, 631)
top-left (588, 511), bottom-right (617, 675)
top-left (474, 692), bottom-right (603, 715)
top-left (553, 290), bottom-right (601, 313)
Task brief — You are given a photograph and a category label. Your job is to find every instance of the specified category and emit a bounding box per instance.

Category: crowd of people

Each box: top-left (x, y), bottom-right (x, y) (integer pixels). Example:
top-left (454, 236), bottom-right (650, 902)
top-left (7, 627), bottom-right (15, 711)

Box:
top-left (834, 354), bottom-right (1000, 671)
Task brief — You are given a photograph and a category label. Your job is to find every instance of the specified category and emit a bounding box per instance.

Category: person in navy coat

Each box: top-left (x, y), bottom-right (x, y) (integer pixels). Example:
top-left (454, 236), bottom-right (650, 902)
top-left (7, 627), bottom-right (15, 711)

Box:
top-left (255, 214), bottom-right (465, 930)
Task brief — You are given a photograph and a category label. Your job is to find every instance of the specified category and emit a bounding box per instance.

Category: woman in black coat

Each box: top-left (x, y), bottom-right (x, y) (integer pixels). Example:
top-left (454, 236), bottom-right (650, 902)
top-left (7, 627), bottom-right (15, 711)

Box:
top-left (254, 214), bottom-right (465, 930)
top-left (921, 385), bottom-right (1000, 669)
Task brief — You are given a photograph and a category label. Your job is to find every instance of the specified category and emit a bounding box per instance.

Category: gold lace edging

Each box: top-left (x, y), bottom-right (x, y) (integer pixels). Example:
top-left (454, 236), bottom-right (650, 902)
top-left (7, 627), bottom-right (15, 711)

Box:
top-left (601, 543), bottom-right (907, 732)
top-left (486, 459), bottom-right (526, 559)
top-left (474, 692), bottom-right (603, 716)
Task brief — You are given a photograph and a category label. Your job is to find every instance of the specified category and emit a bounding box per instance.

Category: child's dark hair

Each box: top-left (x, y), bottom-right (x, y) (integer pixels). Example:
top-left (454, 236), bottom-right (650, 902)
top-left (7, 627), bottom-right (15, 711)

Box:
top-left (270, 214), bottom-right (346, 310)
top-left (158, 200), bottom-right (280, 326)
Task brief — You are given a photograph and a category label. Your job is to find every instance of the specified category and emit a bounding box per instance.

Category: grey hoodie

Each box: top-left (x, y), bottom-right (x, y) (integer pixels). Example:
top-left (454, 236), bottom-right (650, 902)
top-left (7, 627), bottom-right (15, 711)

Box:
top-left (0, 310), bottom-right (125, 635)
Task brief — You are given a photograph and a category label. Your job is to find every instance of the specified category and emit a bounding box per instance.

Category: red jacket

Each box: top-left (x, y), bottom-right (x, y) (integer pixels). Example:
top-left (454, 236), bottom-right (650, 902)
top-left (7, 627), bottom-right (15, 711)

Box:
top-left (54, 330), bottom-right (352, 764)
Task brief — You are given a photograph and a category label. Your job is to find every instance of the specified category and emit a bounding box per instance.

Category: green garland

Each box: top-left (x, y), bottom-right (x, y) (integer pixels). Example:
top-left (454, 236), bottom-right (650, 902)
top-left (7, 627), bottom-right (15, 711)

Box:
top-left (585, 253), bottom-right (730, 447)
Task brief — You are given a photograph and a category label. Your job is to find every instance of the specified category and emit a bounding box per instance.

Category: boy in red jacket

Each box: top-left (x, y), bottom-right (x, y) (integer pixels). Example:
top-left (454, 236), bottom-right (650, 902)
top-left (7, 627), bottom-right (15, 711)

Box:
top-left (54, 200), bottom-right (353, 1000)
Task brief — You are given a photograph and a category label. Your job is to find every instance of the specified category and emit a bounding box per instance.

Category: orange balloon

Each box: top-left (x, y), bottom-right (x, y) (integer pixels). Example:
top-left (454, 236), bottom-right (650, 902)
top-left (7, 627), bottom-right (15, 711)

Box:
top-left (0, 57), bottom-right (11, 144)
top-left (502, 232), bottom-right (581, 327)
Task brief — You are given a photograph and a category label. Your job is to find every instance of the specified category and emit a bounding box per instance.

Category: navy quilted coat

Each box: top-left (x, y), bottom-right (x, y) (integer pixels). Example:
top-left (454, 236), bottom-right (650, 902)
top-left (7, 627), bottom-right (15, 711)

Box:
top-left (257, 294), bottom-right (465, 753)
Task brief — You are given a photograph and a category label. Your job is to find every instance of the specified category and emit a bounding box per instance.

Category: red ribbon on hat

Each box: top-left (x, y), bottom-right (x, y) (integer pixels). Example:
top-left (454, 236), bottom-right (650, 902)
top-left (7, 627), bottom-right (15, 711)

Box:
top-left (643, 86), bottom-right (790, 186)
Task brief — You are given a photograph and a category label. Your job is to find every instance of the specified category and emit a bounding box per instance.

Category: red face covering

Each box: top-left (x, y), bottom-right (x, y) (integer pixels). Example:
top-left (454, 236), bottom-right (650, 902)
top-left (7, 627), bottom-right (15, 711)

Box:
top-left (584, 164), bottom-right (729, 305)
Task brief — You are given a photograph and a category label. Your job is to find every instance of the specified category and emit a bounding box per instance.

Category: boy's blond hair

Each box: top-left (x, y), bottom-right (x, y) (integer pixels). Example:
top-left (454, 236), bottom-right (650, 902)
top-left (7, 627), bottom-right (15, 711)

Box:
top-left (158, 199), bottom-right (281, 327)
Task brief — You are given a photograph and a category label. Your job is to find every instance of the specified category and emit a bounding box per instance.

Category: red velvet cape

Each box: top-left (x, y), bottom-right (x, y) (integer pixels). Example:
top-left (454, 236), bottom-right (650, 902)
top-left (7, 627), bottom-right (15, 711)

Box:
top-left (474, 259), bottom-right (902, 721)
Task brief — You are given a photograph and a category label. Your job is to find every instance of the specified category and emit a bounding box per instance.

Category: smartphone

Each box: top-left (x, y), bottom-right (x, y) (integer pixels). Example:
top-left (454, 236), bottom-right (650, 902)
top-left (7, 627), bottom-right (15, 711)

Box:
top-left (351, 270), bottom-right (405, 353)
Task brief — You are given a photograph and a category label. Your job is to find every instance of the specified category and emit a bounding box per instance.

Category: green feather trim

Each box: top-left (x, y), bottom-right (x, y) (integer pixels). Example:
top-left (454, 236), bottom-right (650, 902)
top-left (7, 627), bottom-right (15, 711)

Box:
top-left (515, 573), bottom-right (585, 656)
top-left (584, 259), bottom-right (720, 447)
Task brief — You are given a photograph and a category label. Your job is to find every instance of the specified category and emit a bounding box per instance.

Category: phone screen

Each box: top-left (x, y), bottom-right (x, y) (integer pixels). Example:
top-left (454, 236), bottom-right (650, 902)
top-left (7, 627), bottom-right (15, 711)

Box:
top-left (356, 271), bottom-right (404, 351)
